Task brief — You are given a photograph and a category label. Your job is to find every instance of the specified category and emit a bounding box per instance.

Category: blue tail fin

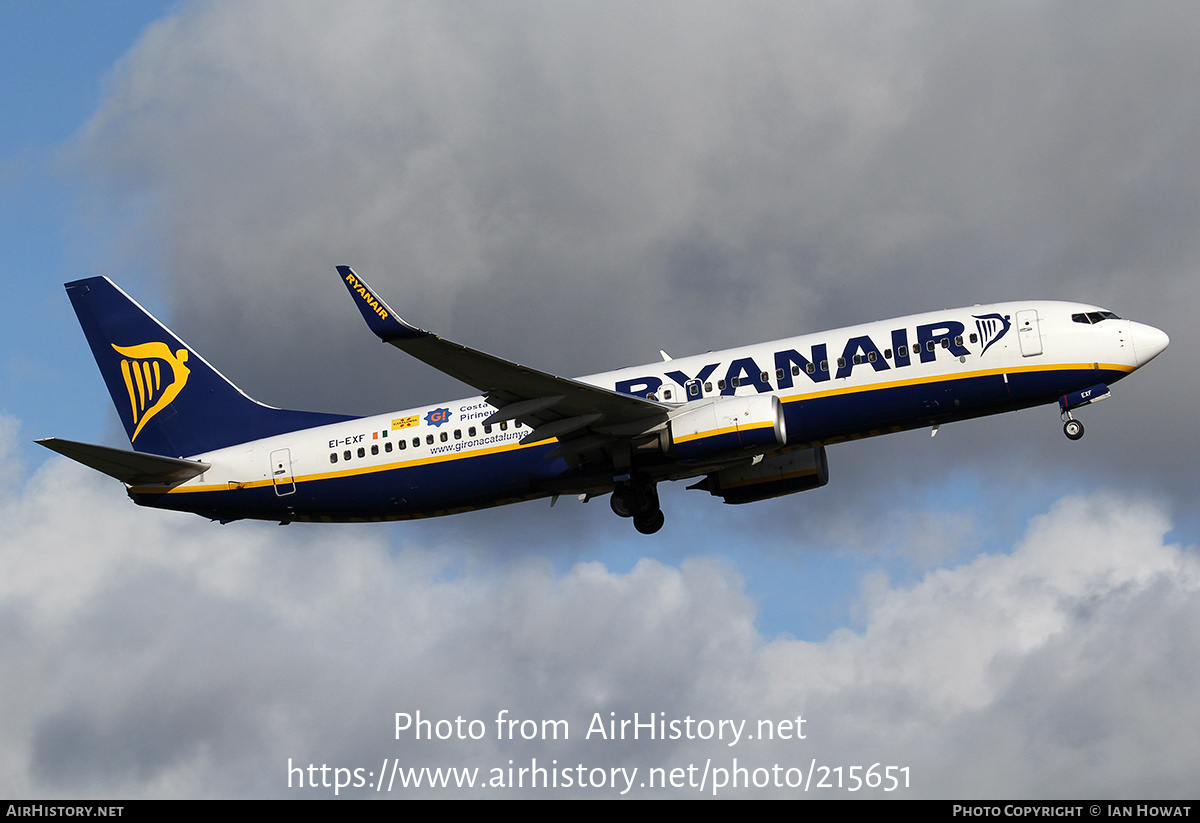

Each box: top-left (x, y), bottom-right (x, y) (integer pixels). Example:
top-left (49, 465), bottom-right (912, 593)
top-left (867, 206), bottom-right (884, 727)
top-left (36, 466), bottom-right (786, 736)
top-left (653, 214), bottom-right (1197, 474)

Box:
top-left (66, 277), bottom-right (355, 457)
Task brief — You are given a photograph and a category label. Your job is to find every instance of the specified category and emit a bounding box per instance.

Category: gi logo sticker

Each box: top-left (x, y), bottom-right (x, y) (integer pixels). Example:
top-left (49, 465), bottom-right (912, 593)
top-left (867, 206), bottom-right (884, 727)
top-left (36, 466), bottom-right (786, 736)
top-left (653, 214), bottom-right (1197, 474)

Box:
top-left (425, 407), bottom-right (451, 427)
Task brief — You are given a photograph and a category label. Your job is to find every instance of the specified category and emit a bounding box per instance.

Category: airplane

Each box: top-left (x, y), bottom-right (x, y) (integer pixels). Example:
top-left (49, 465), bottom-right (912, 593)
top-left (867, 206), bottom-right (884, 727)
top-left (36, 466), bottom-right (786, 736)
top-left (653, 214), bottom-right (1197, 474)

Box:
top-left (38, 268), bottom-right (1169, 534)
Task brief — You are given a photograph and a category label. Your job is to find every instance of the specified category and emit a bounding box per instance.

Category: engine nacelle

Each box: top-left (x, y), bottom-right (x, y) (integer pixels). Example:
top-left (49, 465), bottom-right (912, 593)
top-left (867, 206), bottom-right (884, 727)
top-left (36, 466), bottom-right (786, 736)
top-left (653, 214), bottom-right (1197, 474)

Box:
top-left (667, 394), bottom-right (787, 460)
top-left (692, 446), bottom-right (829, 505)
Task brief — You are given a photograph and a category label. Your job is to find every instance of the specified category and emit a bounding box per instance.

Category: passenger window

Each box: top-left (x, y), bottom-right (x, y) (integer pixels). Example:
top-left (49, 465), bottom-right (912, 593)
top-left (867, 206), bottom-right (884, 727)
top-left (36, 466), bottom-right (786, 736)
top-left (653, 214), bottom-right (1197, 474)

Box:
top-left (884, 348), bottom-right (892, 359)
top-left (898, 346), bottom-right (907, 357)
top-left (941, 338), bottom-right (949, 348)
top-left (343, 450), bottom-right (351, 461)
top-left (868, 351), bottom-right (876, 362)
top-left (927, 341), bottom-right (936, 352)
top-left (704, 381), bottom-right (713, 392)
top-left (955, 336), bottom-right (963, 346)
top-left (852, 355), bottom-right (862, 365)
top-left (385, 441), bottom-right (393, 452)
top-left (398, 440), bottom-right (406, 450)
top-left (371, 444), bottom-right (379, 455)
top-left (357, 447), bottom-right (365, 458)
top-left (663, 389), bottom-right (673, 400)
top-left (688, 383), bottom-right (700, 396)
top-left (454, 429), bottom-right (462, 440)
top-left (760, 372), bottom-right (770, 383)
top-left (837, 357), bottom-right (846, 368)
top-left (820, 360), bottom-right (828, 372)
top-left (440, 432), bottom-right (448, 442)
top-left (469, 426), bottom-right (476, 437)
top-left (969, 333), bottom-right (978, 343)
top-left (484, 424), bottom-right (492, 434)
top-left (330, 453), bottom-right (338, 464)
top-left (500, 421), bottom-right (507, 431)
top-left (717, 379), bottom-right (726, 390)
top-left (731, 377), bottom-right (740, 387)
top-left (777, 368), bottom-right (785, 380)
top-left (426, 435), bottom-right (433, 445)
top-left (412, 437), bottom-right (420, 448)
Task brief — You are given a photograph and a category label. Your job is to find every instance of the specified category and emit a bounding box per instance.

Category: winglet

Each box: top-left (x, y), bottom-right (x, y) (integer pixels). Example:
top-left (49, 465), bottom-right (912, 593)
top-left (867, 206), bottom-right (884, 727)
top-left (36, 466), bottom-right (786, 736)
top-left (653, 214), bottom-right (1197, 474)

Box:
top-left (336, 266), bottom-right (425, 341)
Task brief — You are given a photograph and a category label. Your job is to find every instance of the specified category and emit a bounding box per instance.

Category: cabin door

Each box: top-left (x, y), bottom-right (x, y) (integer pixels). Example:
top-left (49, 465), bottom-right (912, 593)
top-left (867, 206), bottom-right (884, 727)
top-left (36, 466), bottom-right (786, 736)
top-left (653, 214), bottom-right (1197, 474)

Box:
top-left (1016, 309), bottom-right (1043, 357)
top-left (270, 448), bottom-right (296, 496)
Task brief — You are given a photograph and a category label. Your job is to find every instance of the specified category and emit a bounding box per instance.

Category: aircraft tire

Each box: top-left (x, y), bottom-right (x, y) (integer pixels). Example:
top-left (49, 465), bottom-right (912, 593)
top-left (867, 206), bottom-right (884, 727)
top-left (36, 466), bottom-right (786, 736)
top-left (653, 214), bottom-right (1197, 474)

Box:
top-left (633, 508), bottom-right (665, 535)
top-left (1064, 419), bottom-right (1084, 440)
top-left (610, 489), bottom-right (634, 518)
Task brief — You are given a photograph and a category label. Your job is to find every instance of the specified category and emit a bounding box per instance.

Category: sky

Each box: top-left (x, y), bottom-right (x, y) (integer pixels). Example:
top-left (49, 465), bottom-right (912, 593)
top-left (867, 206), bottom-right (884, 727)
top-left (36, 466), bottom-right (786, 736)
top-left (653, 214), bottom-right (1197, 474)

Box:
top-left (2, 0), bottom-right (1198, 799)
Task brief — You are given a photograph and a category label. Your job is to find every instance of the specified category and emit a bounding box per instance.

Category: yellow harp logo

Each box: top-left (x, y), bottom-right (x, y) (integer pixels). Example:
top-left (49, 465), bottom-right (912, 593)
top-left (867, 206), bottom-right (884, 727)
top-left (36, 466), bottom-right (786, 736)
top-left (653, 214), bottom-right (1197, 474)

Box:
top-left (112, 343), bottom-right (191, 441)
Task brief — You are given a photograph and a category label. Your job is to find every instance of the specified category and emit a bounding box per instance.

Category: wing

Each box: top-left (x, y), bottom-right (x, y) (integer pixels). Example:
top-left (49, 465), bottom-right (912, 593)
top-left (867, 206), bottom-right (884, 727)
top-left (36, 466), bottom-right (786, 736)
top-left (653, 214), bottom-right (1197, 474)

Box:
top-left (336, 266), bottom-right (668, 457)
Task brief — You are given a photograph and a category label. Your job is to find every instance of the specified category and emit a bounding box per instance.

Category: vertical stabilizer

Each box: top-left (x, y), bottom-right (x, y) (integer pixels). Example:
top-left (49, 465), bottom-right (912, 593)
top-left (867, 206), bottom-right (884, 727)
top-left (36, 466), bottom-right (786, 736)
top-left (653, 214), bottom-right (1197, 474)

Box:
top-left (66, 277), bottom-right (354, 457)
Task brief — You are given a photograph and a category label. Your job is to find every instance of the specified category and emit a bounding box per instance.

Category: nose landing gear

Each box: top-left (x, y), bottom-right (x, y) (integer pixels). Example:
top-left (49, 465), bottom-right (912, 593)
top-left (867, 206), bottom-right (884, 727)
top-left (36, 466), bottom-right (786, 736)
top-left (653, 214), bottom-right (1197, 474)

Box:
top-left (1059, 383), bottom-right (1110, 442)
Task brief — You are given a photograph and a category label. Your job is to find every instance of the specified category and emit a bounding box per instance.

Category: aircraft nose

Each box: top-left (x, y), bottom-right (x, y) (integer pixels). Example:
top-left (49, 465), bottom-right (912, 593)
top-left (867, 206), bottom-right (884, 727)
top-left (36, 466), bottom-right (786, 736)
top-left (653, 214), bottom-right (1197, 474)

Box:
top-left (1130, 322), bottom-right (1169, 367)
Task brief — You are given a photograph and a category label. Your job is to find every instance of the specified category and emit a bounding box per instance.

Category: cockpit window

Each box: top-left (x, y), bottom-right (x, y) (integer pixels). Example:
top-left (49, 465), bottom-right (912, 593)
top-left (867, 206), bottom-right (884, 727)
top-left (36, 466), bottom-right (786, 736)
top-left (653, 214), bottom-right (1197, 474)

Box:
top-left (1071, 311), bottom-right (1121, 324)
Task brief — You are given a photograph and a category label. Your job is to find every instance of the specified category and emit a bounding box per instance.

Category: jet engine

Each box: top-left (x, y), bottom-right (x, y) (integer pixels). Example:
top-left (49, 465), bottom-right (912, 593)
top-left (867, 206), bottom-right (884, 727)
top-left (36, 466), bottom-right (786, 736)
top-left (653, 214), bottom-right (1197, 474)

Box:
top-left (690, 446), bottom-right (829, 504)
top-left (667, 394), bottom-right (787, 460)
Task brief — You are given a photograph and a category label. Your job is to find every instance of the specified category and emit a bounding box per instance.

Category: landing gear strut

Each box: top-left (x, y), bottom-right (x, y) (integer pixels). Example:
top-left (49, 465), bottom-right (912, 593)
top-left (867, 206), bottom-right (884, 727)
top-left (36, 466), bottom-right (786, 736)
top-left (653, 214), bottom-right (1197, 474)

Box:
top-left (610, 479), bottom-right (664, 534)
top-left (1059, 383), bottom-right (1110, 442)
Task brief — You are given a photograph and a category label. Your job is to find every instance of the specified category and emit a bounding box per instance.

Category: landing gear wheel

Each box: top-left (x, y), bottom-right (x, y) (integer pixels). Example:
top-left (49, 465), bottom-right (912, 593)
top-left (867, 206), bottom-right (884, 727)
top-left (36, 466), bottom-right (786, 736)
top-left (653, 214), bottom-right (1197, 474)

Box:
top-left (1063, 419), bottom-right (1084, 440)
top-left (633, 508), bottom-right (665, 535)
top-left (610, 487), bottom-right (634, 518)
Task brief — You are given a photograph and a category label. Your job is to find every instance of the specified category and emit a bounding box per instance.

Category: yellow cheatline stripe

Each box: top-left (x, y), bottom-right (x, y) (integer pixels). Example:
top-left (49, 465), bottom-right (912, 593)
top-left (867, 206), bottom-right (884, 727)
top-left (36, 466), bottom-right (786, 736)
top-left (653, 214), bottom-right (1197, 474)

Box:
top-left (137, 361), bottom-right (1133, 495)
top-left (674, 424), bottom-right (738, 444)
top-left (134, 435), bottom-right (559, 495)
top-left (674, 419), bottom-right (776, 444)
top-left (779, 362), bottom-right (1133, 404)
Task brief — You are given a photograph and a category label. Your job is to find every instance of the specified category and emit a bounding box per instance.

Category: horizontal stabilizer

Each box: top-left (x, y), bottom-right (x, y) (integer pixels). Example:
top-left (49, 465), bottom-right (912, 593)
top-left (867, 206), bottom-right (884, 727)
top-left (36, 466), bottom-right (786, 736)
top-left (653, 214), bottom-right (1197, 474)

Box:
top-left (36, 438), bottom-right (210, 486)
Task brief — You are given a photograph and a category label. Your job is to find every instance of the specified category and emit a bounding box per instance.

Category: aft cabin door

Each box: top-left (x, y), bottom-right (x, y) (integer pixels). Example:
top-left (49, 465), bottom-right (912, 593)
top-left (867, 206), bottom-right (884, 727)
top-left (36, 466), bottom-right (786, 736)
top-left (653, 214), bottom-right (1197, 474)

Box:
top-left (270, 448), bottom-right (296, 496)
top-left (1016, 309), bottom-right (1043, 357)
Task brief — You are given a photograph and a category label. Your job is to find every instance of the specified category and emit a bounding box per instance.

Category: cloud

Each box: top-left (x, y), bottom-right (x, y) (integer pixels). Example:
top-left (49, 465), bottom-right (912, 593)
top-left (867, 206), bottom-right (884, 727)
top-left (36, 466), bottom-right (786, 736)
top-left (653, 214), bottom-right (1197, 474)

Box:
top-left (30, 0), bottom-right (1200, 799)
top-left (4, 430), bottom-right (1197, 796)
top-left (70, 1), bottom-right (1199, 518)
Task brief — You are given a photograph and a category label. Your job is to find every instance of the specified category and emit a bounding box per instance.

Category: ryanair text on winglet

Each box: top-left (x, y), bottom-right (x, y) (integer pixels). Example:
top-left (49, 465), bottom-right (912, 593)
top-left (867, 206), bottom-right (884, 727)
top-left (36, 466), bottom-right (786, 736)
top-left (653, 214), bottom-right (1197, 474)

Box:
top-left (344, 270), bottom-right (389, 321)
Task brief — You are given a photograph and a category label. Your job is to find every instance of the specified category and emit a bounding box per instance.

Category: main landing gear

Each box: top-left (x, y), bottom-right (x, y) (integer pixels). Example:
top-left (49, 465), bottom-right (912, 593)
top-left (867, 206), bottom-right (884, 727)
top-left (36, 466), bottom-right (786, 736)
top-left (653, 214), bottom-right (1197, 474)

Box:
top-left (610, 479), bottom-right (665, 535)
